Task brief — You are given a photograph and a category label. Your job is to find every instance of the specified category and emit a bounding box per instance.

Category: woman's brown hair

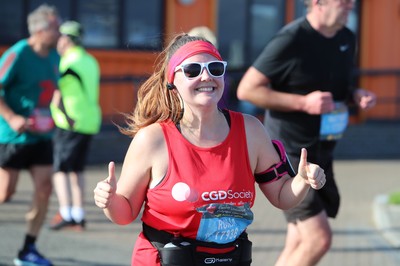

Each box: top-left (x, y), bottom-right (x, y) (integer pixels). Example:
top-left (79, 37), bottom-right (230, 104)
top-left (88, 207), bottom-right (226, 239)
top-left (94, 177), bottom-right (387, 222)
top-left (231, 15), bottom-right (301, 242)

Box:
top-left (120, 33), bottom-right (211, 137)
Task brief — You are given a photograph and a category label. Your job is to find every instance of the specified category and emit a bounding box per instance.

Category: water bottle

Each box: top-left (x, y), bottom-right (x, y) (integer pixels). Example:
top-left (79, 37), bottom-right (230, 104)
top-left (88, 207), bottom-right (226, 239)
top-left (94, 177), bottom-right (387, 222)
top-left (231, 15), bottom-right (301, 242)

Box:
top-left (160, 237), bottom-right (193, 265)
top-left (163, 240), bottom-right (190, 248)
top-left (163, 242), bottom-right (178, 248)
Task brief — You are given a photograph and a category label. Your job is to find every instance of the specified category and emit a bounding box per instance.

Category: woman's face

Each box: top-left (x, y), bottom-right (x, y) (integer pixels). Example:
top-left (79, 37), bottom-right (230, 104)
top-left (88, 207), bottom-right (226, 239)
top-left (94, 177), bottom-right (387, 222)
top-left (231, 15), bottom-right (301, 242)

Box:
top-left (173, 53), bottom-right (225, 110)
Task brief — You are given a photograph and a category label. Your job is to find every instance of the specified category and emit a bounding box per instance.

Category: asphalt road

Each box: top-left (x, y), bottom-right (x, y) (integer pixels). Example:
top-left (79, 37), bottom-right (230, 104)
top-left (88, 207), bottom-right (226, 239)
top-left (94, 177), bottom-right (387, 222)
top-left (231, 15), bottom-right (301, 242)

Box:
top-left (1, 160), bottom-right (400, 266)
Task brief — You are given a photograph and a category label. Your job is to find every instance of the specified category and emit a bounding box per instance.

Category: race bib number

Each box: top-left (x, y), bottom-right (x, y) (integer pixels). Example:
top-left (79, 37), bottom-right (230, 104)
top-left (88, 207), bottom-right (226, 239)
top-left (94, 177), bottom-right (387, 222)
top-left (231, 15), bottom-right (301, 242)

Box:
top-left (28, 108), bottom-right (55, 133)
top-left (320, 102), bottom-right (349, 141)
top-left (196, 203), bottom-right (253, 244)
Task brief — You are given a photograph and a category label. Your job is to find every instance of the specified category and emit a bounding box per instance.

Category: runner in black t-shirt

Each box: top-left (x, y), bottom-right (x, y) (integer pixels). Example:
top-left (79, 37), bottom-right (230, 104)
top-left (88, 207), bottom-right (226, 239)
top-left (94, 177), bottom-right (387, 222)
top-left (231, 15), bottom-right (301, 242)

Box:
top-left (237, 0), bottom-right (376, 265)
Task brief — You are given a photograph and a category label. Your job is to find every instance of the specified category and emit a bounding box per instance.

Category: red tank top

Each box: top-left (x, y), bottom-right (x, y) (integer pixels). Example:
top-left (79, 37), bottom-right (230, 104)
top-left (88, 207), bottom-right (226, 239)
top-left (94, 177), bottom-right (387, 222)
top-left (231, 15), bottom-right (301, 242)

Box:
top-left (141, 110), bottom-right (255, 242)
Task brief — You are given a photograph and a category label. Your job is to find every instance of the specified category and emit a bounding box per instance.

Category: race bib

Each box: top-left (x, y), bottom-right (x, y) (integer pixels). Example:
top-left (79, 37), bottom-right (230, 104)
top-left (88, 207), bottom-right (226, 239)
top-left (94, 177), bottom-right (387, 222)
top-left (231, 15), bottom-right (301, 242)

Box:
top-left (319, 102), bottom-right (349, 141)
top-left (28, 108), bottom-right (55, 133)
top-left (196, 203), bottom-right (253, 244)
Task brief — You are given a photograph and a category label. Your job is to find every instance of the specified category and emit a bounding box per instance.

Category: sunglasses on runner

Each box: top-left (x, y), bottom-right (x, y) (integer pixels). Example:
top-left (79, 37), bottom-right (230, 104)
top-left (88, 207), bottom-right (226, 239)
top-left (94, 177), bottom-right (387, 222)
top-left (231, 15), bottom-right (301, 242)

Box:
top-left (175, 61), bottom-right (227, 80)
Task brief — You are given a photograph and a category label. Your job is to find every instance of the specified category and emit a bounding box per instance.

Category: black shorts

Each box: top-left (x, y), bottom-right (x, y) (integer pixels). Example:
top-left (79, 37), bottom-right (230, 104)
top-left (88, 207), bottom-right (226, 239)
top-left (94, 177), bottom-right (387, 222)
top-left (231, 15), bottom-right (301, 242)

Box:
top-left (284, 141), bottom-right (341, 223)
top-left (53, 127), bottom-right (93, 172)
top-left (0, 140), bottom-right (53, 169)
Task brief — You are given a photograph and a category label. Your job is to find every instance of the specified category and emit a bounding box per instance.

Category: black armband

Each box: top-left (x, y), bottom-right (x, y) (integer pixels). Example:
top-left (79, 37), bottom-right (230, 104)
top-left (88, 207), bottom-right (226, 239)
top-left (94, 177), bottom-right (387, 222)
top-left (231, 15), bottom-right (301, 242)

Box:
top-left (254, 140), bottom-right (296, 184)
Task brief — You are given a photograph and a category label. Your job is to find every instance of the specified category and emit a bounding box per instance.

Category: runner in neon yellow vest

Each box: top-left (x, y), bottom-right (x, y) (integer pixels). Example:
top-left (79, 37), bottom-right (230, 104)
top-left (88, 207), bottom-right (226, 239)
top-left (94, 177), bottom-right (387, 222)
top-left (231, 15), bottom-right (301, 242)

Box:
top-left (50, 22), bottom-right (101, 134)
top-left (50, 21), bottom-right (101, 231)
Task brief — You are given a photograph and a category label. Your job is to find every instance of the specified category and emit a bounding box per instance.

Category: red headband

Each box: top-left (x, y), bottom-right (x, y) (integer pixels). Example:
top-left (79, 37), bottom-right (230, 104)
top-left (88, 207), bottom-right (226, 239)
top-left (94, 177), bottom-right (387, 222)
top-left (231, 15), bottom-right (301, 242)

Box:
top-left (167, 40), bottom-right (222, 84)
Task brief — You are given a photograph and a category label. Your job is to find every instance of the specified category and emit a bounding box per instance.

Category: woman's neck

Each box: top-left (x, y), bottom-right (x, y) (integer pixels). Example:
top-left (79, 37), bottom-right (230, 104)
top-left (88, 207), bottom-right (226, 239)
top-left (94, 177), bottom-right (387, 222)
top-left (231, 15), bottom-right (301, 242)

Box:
top-left (179, 109), bottom-right (229, 146)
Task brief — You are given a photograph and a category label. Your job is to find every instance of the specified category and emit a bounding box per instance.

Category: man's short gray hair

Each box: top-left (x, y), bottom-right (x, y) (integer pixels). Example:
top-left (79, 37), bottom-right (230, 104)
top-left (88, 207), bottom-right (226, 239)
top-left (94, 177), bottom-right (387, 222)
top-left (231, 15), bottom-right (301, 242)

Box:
top-left (27, 4), bottom-right (59, 35)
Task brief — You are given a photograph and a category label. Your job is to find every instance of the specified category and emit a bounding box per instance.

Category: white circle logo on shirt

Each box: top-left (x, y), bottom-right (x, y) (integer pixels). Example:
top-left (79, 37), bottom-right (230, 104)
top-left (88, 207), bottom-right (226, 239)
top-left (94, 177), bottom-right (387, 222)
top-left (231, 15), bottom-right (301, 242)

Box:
top-left (171, 182), bottom-right (198, 203)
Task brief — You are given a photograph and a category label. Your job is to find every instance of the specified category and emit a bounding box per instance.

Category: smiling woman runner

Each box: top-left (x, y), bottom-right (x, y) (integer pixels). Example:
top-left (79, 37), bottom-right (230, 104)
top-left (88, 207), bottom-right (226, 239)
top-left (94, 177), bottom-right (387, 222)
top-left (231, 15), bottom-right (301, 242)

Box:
top-left (93, 33), bottom-right (326, 266)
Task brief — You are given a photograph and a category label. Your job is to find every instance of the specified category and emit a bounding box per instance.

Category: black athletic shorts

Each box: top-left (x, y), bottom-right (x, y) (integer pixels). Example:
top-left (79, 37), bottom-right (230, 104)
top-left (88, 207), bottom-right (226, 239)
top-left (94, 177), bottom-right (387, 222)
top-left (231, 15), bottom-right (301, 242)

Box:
top-left (53, 127), bottom-right (93, 172)
top-left (0, 140), bottom-right (53, 169)
top-left (284, 141), bottom-right (340, 223)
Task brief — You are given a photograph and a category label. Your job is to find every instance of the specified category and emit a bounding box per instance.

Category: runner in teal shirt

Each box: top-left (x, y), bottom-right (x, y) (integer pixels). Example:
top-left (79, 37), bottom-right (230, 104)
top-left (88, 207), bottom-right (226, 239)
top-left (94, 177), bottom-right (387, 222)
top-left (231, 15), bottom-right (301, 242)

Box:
top-left (0, 4), bottom-right (61, 266)
top-left (0, 39), bottom-right (59, 144)
top-left (49, 21), bottom-right (101, 232)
